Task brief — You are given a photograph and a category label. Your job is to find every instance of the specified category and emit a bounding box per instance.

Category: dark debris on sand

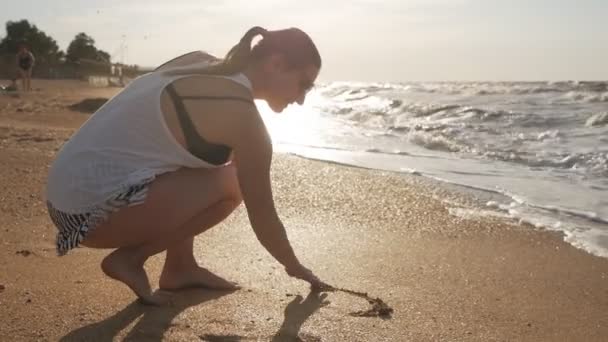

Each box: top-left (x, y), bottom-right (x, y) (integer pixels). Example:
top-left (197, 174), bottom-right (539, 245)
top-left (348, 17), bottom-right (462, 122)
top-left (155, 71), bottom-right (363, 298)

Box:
top-left (349, 297), bottom-right (394, 319)
top-left (199, 334), bottom-right (245, 342)
top-left (67, 98), bottom-right (108, 113)
top-left (15, 250), bottom-right (32, 257)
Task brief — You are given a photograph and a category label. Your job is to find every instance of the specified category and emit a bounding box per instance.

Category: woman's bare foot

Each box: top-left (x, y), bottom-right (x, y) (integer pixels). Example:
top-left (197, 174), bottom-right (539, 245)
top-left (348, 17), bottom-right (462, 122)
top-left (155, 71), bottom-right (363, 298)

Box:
top-left (159, 263), bottom-right (239, 291)
top-left (101, 248), bottom-right (166, 305)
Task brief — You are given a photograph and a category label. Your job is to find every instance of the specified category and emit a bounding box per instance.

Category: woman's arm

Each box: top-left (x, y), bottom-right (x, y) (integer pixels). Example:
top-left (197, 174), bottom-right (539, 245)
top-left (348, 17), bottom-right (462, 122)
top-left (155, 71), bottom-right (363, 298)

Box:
top-left (230, 107), bottom-right (326, 287)
top-left (230, 107), bottom-right (301, 269)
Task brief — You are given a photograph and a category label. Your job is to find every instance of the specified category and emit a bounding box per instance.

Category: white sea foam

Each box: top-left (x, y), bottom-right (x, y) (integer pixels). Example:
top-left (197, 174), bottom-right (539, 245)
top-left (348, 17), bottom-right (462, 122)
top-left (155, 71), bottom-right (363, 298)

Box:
top-left (586, 112), bottom-right (608, 127)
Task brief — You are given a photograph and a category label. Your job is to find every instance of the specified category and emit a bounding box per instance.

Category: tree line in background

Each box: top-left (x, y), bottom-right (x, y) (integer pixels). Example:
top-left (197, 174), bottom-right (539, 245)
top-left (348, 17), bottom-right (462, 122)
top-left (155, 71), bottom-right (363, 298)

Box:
top-left (0, 19), bottom-right (141, 79)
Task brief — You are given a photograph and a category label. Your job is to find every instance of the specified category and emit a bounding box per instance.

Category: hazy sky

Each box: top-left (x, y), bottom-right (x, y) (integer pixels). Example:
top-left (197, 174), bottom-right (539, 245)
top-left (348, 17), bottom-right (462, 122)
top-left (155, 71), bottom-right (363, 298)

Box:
top-left (1, 0), bottom-right (606, 81)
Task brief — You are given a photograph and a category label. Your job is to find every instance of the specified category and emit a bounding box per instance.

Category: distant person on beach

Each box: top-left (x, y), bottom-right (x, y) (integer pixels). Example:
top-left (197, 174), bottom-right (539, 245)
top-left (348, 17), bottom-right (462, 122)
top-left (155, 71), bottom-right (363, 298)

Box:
top-left (45, 26), bottom-right (325, 304)
top-left (16, 43), bottom-right (35, 91)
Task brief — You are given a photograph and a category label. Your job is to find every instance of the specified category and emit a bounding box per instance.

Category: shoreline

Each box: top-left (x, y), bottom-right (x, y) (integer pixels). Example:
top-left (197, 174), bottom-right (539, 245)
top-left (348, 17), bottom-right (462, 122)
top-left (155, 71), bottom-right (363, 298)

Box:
top-left (275, 144), bottom-right (608, 260)
top-left (1, 80), bottom-right (607, 341)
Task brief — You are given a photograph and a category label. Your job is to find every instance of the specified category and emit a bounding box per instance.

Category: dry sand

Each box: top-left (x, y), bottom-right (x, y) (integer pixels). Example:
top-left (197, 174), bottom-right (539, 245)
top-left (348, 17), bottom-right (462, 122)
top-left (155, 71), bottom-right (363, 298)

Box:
top-left (0, 79), bottom-right (607, 341)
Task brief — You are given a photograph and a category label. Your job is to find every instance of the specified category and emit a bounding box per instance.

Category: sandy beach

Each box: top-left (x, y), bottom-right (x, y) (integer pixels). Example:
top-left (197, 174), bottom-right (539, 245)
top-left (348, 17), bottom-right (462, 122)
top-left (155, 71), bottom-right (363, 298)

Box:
top-left (0, 79), bottom-right (607, 342)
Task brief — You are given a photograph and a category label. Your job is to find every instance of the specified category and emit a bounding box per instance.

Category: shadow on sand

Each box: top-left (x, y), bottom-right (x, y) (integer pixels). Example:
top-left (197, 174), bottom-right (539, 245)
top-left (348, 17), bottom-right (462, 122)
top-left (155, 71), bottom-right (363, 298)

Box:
top-left (270, 290), bottom-right (328, 342)
top-left (60, 289), bottom-right (234, 342)
top-left (201, 290), bottom-right (328, 342)
top-left (61, 289), bottom-right (328, 342)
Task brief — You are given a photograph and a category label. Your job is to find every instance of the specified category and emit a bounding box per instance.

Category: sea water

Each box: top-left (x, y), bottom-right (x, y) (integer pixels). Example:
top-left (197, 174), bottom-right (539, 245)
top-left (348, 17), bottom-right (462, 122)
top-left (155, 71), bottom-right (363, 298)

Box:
top-left (258, 81), bottom-right (608, 258)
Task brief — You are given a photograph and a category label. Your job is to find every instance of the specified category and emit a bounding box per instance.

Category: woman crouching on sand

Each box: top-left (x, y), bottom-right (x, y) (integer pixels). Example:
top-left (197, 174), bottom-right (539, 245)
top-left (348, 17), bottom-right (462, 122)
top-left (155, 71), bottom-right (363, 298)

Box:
top-left (45, 26), bottom-right (327, 304)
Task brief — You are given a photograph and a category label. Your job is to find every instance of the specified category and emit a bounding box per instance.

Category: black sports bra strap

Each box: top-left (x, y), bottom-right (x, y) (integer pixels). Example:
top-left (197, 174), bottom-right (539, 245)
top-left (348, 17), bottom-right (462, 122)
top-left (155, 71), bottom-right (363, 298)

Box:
top-left (165, 84), bottom-right (201, 151)
top-left (165, 84), bottom-right (255, 160)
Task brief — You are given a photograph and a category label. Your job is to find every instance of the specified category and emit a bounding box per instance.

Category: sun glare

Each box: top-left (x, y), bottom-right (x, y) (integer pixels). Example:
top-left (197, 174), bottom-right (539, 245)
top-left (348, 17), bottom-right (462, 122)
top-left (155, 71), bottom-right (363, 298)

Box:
top-left (257, 91), bottom-right (328, 148)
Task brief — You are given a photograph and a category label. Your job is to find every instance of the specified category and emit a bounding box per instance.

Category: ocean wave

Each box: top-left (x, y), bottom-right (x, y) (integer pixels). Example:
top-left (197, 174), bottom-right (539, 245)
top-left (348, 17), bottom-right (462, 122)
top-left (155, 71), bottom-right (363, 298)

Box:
top-left (316, 81), bottom-right (608, 99)
top-left (324, 100), bottom-right (506, 125)
top-left (364, 148), bottom-right (411, 156)
top-left (518, 115), bottom-right (564, 128)
top-left (574, 81), bottom-right (608, 93)
top-left (317, 82), bottom-right (408, 98)
top-left (536, 130), bottom-right (562, 140)
top-left (586, 112), bottom-right (608, 127)
top-left (361, 127), bottom-right (605, 175)
top-left (556, 91), bottom-right (608, 104)
top-left (398, 127), bottom-right (605, 174)
top-left (408, 131), bottom-right (463, 152)
top-left (482, 150), bottom-right (607, 174)
top-left (473, 85), bottom-right (563, 95)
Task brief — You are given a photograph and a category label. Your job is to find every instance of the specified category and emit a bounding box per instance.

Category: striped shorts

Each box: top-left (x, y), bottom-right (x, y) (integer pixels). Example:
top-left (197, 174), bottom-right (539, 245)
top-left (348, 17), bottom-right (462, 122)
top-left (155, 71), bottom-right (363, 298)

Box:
top-left (47, 180), bottom-right (153, 256)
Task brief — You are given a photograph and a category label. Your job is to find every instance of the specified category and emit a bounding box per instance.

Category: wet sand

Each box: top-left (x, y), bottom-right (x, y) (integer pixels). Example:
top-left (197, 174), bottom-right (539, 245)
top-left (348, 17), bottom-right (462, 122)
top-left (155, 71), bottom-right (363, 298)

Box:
top-left (0, 79), bottom-right (607, 341)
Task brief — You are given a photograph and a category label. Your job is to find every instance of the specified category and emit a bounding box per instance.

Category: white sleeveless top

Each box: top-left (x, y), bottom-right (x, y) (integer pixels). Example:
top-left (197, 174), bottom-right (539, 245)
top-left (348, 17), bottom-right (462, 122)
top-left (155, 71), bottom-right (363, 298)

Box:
top-left (46, 71), bottom-right (253, 213)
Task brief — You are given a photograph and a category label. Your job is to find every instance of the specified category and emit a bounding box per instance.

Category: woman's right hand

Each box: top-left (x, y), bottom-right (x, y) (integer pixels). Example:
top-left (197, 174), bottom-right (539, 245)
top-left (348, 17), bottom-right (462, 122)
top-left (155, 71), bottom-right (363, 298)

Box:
top-left (285, 263), bottom-right (330, 289)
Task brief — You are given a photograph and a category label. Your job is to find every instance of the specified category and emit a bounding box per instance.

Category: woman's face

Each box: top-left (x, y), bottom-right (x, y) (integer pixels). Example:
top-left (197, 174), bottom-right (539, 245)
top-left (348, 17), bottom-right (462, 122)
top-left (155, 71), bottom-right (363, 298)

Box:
top-left (263, 54), bottom-right (319, 113)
